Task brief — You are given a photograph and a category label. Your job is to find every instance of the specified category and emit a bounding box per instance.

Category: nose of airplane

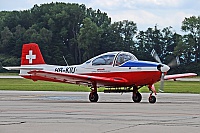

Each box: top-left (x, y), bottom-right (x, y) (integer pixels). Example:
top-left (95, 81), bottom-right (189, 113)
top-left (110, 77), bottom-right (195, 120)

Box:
top-left (157, 64), bottom-right (170, 72)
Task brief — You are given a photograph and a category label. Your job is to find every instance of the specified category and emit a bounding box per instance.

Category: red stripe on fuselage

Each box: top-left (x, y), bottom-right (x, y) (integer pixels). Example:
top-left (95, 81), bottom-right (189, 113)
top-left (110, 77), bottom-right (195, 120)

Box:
top-left (23, 71), bottom-right (161, 87)
top-left (85, 71), bottom-right (161, 86)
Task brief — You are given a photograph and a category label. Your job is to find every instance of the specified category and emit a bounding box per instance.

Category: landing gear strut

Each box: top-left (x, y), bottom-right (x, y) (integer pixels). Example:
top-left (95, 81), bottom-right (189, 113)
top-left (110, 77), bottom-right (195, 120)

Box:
top-left (89, 83), bottom-right (99, 102)
top-left (148, 84), bottom-right (157, 104)
top-left (132, 86), bottom-right (142, 103)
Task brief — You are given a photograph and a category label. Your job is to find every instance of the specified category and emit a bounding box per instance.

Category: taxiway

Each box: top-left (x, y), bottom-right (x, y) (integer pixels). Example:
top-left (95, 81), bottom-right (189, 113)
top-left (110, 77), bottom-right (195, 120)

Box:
top-left (0, 91), bottom-right (199, 133)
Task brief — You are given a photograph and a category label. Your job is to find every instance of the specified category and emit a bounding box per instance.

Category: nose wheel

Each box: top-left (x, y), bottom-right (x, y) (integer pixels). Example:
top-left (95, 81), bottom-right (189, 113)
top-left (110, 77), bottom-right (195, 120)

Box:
top-left (148, 84), bottom-right (157, 103)
top-left (149, 95), bottom-right (156, 103)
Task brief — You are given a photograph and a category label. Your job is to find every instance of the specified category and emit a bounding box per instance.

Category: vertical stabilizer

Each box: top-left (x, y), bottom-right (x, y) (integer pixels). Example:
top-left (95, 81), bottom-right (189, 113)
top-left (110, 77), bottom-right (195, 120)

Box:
top-left (21, 43), bottom-right (45, 65)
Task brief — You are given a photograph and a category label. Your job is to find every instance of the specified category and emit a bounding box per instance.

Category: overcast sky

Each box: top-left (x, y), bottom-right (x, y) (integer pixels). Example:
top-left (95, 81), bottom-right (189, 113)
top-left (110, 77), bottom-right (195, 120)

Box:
top-left (0, 0), bottom-right (199, 34)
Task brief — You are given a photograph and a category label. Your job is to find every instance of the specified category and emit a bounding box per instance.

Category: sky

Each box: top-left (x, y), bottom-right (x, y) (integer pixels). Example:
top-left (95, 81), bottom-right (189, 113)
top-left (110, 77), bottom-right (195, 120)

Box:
top-left (0, 0), bottom-right (199, 34)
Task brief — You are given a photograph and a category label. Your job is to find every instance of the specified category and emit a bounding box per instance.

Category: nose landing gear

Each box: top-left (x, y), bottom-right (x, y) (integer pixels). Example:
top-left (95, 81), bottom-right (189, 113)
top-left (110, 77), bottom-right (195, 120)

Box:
top-left (149, 95), bottom-right (156, 103)
top-left (148, 84), bottom-right (157, 104)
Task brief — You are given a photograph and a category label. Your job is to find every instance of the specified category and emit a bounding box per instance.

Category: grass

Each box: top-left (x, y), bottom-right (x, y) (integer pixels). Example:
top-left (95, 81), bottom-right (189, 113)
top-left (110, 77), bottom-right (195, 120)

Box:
top-left (0, 78), bottom-right (91, 92)
top-left (140, 81), bottom-right (200, 94)
top-left (0, 78), bottom-right (199, 94)
top-left (0, 73), bottom-right (19, 76)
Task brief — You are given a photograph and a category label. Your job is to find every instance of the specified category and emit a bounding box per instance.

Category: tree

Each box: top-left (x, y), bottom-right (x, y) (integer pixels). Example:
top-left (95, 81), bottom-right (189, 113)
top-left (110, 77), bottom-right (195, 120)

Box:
top-left (136, 26), bottom-right (177, 62)
top-left (98, 21), bottom-right (123, 53)
top-left (37, 28), bottom-right (52, 63)
top-left (136, 30), bottom-right (150, 60)
top-left (0, 2), bottom-right (199, 74)
top-left (0, 27), bottom-right (13, 54)
top-left (101, 20), bottom-right (137, 53)
top-left (181, 16), bottom-right (200, 63)
top-left (120, 20), bottom-right (137, 52)
top-left (174, 34), bottom-right (195, 64)
top-left (23, 26), bottom-right (38, 43)
top-left (78, 18), bottom-right (102, 61)
top-left (12, 25), bottom-right (26, 57)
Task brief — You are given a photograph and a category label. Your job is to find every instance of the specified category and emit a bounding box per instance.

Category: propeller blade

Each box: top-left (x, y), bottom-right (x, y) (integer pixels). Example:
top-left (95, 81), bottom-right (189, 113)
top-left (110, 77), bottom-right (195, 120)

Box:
top-left (168, 56), bottom-right (180, 68)
top-left (159, 72), bottom-right (165, 93)
top-left (151, 49), bottom-right (162, 63)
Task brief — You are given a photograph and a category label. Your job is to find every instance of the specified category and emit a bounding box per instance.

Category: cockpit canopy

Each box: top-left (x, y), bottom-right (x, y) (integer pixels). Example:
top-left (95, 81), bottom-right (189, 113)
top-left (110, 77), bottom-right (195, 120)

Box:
top-left (83, 51), bottom-right (138, 66)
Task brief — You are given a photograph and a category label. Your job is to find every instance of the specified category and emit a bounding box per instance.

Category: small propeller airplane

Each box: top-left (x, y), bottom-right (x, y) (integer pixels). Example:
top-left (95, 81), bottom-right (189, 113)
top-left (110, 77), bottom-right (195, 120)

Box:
top-left (4, 43), bottom-right (197, 103)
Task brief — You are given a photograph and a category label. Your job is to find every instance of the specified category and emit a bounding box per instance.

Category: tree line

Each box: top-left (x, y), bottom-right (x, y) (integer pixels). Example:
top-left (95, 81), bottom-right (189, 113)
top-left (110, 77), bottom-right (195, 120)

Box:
top-left (0, 2), bottom-right (200, 74)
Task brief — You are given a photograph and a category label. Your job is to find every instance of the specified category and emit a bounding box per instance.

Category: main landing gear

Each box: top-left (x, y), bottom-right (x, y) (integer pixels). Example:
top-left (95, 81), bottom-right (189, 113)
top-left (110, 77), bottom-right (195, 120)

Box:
top-left (89, 91), bottom-right (99, 102)
top-left (89, 83), bottom-right (99, 102)
top-left (132, 86), bottom-right (142, 103)
top-left (132, 91), bottom-right (142, 103)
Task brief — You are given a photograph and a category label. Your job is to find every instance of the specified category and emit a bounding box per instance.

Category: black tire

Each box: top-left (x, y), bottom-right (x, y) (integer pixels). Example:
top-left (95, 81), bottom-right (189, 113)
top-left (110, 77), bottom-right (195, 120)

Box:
top-left (89, 92), bottom-right (99, 102)
top-left (149, 96), bottom-right (156, 103)
top-left (132, 92), bottom-right (142, 103)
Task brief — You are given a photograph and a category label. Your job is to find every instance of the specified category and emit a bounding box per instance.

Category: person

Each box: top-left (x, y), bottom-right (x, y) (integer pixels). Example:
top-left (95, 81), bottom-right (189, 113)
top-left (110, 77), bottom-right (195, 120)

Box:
top-left (115, 55), bottom-right (124, 66)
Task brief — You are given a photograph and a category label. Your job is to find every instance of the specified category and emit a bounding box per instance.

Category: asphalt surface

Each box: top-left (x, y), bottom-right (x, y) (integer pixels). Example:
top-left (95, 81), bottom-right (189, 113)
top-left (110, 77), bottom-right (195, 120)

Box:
top-left (0, 76), bottom-right (23, 79)
top-left (0, 91), bottom-right (199, 133)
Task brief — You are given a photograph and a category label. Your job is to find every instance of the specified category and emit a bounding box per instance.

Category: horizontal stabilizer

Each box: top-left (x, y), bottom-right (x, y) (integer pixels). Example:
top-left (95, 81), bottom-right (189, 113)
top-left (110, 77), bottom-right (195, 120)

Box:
top-left (3, 66), bottom-right (43, 70)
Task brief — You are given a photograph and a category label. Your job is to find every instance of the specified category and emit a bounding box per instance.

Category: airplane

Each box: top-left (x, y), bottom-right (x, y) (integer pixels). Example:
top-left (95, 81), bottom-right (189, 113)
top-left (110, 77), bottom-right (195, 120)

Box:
top-left (4, 43), bottom-right (197, 103)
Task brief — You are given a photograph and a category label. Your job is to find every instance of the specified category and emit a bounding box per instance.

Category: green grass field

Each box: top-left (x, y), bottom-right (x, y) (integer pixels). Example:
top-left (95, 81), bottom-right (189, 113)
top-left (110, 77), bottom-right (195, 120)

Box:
top-left (0, 78), bottom-right (91, 92)
top-left (0, 78), bottom-right (199, 93)
top-left (0, 73), bottom-right (19, 76)
top-left (140, 81), bottom-right (200, 93)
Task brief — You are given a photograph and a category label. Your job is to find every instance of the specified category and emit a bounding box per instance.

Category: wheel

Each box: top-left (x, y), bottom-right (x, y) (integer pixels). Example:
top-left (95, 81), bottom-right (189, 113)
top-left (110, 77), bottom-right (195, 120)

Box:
top-left (89, 92), bottom-right (99, 102)
top-left (132, 92), bottom-right (142, 103)
top-left (149, 96), bottom-right (156, 103)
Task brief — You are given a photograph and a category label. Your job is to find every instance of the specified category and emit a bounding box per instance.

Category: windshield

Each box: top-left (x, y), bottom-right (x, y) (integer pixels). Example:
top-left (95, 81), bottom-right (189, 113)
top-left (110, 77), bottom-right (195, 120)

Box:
top-left (115, 52), bottom-right (138, 66)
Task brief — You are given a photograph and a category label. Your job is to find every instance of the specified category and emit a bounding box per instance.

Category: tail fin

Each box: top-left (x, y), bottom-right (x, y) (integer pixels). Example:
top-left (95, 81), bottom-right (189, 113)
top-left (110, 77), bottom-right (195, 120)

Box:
top-left (21, 43), bottom-right (45, 65)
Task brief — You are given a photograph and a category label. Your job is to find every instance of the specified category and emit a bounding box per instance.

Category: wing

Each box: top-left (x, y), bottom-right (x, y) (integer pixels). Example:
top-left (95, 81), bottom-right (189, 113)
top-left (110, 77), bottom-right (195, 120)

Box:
top-left (164, 73), bottom-right (197, 80)
top-left (28, 70), bottom-right (128, 87)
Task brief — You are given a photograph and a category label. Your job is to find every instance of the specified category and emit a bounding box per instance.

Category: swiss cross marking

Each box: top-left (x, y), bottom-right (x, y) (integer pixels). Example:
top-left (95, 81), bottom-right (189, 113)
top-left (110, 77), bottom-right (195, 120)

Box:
top-left (26, 50), bottom-right (36, 64)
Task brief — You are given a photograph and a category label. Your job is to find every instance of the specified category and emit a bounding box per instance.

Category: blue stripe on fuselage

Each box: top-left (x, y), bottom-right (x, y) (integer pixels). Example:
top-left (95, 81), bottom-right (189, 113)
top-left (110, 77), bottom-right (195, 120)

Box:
top-left (120, 61), bottom-right (158, 67)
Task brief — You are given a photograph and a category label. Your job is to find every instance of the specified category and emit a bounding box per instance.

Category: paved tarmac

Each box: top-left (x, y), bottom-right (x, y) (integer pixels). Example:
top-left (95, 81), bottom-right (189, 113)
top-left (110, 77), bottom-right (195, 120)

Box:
top-left (0, 76), bottom-right (23, 79)
top-left (0, 91), bottom-right (199, 133)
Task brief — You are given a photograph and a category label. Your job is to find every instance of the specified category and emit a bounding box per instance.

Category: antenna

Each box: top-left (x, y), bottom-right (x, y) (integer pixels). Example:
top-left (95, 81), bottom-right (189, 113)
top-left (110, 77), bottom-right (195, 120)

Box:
top-left (62, 56), bottom-right (68, 66)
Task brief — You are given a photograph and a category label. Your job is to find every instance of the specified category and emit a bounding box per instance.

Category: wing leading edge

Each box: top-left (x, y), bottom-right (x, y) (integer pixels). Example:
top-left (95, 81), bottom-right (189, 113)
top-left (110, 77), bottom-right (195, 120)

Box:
top-left (27, 70), bottom-right (128, 87)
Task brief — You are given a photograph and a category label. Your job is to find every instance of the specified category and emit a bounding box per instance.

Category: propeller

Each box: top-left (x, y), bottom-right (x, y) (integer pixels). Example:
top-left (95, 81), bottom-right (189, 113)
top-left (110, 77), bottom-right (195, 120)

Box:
top-left (151, 49), bottom-right (180, 92)
top-left (168, 56), bottom-right (180, 68)
top-left (159, 72), bottom-right (165, 93)
top-left (151, 49), bottom-right (162, 63)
